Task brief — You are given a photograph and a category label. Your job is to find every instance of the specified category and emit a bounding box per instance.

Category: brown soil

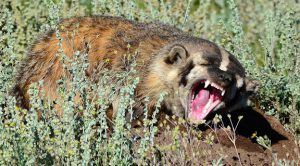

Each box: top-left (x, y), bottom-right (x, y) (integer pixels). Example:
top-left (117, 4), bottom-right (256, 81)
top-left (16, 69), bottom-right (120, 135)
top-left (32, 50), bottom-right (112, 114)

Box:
top-left (136, 107), bottom-right (300, 165)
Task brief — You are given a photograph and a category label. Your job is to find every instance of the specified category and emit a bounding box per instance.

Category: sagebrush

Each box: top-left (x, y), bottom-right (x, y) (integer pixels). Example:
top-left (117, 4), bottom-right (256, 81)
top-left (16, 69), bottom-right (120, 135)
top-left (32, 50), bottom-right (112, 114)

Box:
top-left (0, 0), bottom-right (299, 165)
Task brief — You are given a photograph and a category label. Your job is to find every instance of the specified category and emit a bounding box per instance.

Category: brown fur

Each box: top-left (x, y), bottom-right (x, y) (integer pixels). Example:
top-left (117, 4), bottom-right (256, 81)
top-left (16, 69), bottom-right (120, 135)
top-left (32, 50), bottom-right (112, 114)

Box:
top-left (15, 17), bottom-right (175, 107)
top-left (14, 16), bottom-right (257, 123)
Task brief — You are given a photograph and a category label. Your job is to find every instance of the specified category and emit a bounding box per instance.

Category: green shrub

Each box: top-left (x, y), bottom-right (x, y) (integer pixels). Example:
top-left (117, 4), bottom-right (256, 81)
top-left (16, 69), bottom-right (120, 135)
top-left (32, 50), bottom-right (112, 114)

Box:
top-left (0, 0), bottom-right (299, 164)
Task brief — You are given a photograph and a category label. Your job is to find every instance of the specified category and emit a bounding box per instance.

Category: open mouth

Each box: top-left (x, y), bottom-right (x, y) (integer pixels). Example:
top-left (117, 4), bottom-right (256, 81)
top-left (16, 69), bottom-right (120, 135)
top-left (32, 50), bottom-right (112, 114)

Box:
top-left (188, 80), bottom-right (225, 123)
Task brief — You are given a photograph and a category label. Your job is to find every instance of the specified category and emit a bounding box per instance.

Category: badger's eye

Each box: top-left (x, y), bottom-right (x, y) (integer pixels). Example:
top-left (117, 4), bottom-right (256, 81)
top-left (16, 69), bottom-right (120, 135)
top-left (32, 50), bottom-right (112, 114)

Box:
top-left (200, 63), bottom-right (211, 66)
top-left (199, 61), bottom-right (213, 66)
top-left (200, 60), bottom-right (219, 66)
top-left (198, 60), bottom-right (210, 66)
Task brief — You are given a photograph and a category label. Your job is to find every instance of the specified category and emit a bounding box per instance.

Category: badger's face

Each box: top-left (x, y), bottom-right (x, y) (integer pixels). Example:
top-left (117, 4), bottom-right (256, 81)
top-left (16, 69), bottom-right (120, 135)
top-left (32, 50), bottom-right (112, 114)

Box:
top-left (152, 40), bottom-right (258, 124)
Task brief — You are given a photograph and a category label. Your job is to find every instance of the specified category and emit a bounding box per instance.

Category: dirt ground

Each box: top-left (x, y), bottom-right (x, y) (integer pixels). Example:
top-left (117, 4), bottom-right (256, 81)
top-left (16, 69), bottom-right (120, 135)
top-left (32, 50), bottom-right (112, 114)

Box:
top-left (146, 107), bottom-right (300, 165)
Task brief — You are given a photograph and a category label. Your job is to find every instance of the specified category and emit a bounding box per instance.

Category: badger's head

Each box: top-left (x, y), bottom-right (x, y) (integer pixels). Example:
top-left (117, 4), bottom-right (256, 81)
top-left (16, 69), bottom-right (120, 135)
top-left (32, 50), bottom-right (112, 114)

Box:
top-left (149, 39), bottom-right (258, 124)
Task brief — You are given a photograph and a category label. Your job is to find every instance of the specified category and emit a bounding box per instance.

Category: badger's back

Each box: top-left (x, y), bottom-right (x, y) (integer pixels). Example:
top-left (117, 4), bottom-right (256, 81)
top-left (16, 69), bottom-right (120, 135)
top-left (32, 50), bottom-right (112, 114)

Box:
top-left (14, 16), bottom-right (186, 109)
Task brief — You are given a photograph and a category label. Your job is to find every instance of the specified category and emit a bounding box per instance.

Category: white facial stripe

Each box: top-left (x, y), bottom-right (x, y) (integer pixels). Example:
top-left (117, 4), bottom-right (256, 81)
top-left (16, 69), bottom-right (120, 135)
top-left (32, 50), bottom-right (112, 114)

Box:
top-left (236, 75), bottom-right (244, 88)
top-left (219, 48), bottom-right (230, 71)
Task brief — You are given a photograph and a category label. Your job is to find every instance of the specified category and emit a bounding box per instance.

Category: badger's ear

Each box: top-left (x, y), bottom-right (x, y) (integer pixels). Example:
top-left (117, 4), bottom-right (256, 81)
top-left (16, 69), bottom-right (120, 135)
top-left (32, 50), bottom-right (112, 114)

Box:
top-left (164, 44), bottom-right (188, 65)
top-left (245, 78), bottom-right (259, 94)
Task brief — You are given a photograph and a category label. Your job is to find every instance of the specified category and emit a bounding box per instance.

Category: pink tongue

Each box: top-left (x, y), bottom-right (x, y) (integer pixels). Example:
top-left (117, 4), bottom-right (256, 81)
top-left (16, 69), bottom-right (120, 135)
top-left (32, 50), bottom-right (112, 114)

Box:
top-left (191, 89), bottom-right (209, 111)
top-left (190, 88), bottom-right (222, 122)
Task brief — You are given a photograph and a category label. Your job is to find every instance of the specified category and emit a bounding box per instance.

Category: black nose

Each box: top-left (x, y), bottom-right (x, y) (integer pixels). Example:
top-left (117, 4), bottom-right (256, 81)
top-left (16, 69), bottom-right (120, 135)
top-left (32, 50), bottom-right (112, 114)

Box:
top-left (218, 73), bottom-right (232, 83)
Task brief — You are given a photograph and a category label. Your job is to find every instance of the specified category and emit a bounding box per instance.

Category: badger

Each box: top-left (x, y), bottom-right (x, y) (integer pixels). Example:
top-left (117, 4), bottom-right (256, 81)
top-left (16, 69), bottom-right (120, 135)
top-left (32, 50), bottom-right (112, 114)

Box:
top-left (13, 16), bottom-right (258, 124)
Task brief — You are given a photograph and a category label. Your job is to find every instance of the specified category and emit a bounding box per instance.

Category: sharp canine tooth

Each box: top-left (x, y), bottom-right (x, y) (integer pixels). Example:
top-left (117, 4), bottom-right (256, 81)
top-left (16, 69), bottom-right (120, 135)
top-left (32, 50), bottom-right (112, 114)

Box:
top-left (204, 80), bottom-right (210, 88)
top-left (211, 83), bottom-right (216, 88)
top-left (221, 90), bottom-right (225, 96)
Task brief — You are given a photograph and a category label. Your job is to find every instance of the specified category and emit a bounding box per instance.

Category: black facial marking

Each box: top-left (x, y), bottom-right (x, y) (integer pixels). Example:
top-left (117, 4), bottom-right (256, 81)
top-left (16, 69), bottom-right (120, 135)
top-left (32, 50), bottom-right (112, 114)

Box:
top-left (218, 72), bottom-right (232, 83)
top-left (202, 54), bottom-right (221, 66)
top-left (227, 54), bottom-right (246, 77)
top-left (179, 61), bottom-right (194, 86)
top-left (201, 45), bottom-right (222, 66)
top-left (207, 67), bottom-right (233, 87)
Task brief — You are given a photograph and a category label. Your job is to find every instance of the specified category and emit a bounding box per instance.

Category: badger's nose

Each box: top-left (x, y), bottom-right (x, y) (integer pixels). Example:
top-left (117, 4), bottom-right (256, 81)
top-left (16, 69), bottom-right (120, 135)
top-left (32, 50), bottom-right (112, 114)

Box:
top-left (218, 73), bottom-right (232, 82)
top-left (217, 72), bottom-right (232, 87)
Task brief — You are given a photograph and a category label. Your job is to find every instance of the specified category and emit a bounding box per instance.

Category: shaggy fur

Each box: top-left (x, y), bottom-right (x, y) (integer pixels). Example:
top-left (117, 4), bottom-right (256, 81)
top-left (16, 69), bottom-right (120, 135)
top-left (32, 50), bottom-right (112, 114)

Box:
top-left (14, 16), bottom-right (258, 123)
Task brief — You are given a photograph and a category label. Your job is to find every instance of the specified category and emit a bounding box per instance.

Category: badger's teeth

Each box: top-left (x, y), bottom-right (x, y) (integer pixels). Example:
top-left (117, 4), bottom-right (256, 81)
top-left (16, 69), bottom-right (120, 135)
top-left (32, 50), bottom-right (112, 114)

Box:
top-left (204, 80), bottom-right (210, 88)
top-left (221, 90), bottom-right (225, 96)
top-left (211, 82), bottom-right (224, 91)
top-left (210, 82), bottom-right (217, 89)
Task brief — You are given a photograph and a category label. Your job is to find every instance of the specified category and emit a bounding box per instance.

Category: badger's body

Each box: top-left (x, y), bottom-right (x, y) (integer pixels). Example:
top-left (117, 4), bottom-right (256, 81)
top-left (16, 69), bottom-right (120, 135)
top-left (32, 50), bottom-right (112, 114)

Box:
top-left (14, 16), bottom-right (257, 123)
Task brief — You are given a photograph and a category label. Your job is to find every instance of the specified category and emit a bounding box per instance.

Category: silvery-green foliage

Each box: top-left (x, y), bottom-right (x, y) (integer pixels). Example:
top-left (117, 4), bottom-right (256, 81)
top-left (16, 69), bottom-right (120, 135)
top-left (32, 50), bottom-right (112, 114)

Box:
top-left (0, 0), bottom-right (299, 164)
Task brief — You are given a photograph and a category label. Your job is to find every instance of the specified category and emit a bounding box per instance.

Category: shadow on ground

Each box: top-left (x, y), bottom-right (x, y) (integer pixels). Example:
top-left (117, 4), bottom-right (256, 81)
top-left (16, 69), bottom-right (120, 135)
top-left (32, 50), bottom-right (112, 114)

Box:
top-left (219, 107), bottom-right (286, 144)
top-left (151, 107), bottom-right (299, 165)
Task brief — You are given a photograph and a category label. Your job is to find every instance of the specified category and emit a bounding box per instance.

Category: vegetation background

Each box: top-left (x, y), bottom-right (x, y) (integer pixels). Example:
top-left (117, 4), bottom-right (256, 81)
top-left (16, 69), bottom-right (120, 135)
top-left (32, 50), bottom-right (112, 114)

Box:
top-left (0, 0), bottom-right (299, 165)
